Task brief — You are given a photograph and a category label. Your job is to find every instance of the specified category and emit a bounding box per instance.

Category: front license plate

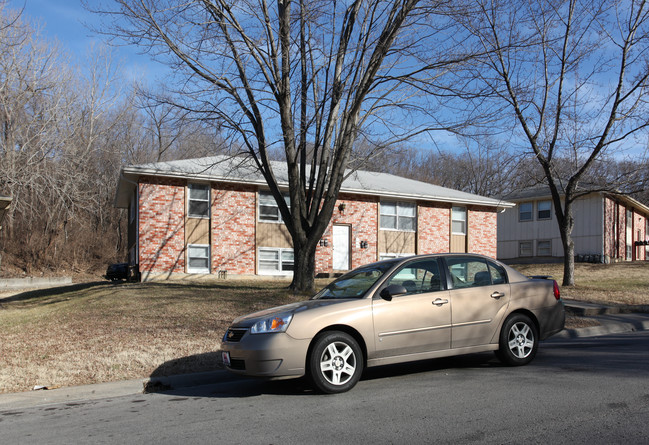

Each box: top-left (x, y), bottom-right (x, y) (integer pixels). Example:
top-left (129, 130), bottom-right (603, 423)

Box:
top-left (222, 351), bottom-right (231, 367)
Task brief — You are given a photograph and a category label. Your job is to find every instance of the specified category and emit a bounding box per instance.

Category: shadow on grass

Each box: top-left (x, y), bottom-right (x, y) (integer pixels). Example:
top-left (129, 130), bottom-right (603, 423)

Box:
top-left (145, 351), bottom-right (498, 398)
top-left (0, 281), bottom-right (113, 305)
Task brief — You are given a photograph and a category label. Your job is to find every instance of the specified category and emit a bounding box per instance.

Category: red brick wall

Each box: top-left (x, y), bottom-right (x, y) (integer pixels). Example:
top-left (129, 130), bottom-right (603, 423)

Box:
top-left (603, 197), bottom-right (617, 261)
top-left (211, 182), bottom-right (257, 274)
top-left (138, 176), bottom-right (186, 277)
top-left (417, 202), bottom-right (451, 254)
top-left (136, 178), bottom-right (502, 277)
top-left (603, 196), bottom-right (649, 262)
top-left (316, 194), bottom-right (379, 274)
top-left (468, 206), bottom-right (498, 258)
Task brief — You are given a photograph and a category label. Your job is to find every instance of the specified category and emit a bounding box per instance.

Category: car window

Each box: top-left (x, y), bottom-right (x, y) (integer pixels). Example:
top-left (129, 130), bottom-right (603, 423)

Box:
top-left (313, 262), bottom-right (395, 299)
top-left (384, 259), bottom-right (444, 295)
top-left (446, 257), bottom-right (492, 288)
top-left (488, 261), bottom-right (508, 284)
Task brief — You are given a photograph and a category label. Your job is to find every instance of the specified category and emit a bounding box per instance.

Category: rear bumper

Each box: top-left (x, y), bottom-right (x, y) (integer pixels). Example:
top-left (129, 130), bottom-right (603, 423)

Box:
top-left (536, 301), bottom-right (566, 340)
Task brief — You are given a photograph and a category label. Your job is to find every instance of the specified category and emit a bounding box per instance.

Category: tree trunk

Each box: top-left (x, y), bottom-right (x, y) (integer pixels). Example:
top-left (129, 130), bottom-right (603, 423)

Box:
top-left (561, 232), bottom-right (575, 287)
top-left (558, 206), bottom-right (576, 287)
top-left (290, 237), bottom-right (318, 294)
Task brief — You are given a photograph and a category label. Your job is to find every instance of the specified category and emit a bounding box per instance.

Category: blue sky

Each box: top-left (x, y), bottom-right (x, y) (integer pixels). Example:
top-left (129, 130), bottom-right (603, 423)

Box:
top-left (16, 0), bottom-right (160, 83)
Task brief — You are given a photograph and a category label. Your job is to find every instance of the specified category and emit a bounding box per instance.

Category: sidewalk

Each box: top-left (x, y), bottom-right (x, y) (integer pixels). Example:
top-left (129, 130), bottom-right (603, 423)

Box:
top-left (1, 300), bottom-right (648, 411)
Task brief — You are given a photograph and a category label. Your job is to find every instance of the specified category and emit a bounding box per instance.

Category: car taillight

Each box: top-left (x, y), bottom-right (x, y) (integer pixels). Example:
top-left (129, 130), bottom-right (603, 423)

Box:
top-left (553, 280), bottom-right (561, 300)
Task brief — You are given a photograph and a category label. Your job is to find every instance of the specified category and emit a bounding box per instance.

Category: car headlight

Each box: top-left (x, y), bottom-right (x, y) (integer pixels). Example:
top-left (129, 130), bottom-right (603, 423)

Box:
top-left (250, 313), bottom-right (293, 334)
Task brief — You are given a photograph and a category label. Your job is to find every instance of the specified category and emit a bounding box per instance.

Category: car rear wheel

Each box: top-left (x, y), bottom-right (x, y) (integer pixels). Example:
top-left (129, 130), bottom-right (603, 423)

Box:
top-left (495, 314), bottom-right (538, 366)
top-left (308, 331), bottom-right (363, 394)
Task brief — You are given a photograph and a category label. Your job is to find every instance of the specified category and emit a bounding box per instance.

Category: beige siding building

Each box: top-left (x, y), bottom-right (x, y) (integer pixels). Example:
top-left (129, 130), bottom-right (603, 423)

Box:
top-left (497, 188), bottom-right (649, 263)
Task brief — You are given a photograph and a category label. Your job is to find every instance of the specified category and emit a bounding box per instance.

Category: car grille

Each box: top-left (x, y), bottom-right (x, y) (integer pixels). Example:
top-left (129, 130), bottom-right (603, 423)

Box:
top-left (224, 328), bottom-right (247, 342)
top-left (229, 359), bottom-right (246, 371)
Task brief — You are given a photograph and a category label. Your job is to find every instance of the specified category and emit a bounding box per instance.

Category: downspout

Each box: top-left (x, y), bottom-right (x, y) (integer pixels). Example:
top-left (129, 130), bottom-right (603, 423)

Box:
top-left (601, 196), bottom-right (606, 263)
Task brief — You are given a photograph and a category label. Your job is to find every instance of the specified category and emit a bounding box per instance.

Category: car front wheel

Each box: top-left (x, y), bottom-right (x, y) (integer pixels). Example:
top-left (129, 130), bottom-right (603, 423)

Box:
top-left (308, 331), bottom-right (363, 394)
top-left (495, 314), bottom-right (538, 366)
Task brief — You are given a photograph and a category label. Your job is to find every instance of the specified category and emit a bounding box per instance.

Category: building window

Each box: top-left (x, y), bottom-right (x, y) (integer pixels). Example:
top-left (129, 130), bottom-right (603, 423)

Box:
top-left (519, 202), bottom-right (533, 221)
top-left (537, 200), bottom-right (552, 220)
top-left (187, 244), bottom-right (210, 273)
top-left (259, 191), bottom-right (290, 223)
top-left (537, 240), bottom-right (552, 256)
top-left (519, 241), bottom-right (533, 257)
top-left (451, 206), bottom-right (467, 235)
top-left (259, 248), bottom-right (294, 274)
top-left (380, 201), bottom-right (416, 231)
top-left (188, 183), bottom-right (210, 218)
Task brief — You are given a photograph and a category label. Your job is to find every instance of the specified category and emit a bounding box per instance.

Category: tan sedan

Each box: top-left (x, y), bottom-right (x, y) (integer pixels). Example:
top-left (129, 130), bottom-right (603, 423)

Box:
top-left (221, 254), bottom-right (565, 393)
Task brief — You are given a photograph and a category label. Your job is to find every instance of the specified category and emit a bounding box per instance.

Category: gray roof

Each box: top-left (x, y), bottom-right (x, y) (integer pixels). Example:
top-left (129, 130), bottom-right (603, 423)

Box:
top-left (115, 155), bottom-right (513, 209)
top-left (501, 185), bottom-right (649, 215)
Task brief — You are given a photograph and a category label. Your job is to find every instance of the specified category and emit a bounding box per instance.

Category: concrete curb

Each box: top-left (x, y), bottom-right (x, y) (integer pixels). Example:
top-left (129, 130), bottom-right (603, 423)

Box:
top-left (564, 299), bottom-right (649, 316)
top-left (0, 277), bottom-right (72, 290)
top-left (0, 370), bottom-right (240, 411)
top-left (556, 313), bottom-right (649, 339)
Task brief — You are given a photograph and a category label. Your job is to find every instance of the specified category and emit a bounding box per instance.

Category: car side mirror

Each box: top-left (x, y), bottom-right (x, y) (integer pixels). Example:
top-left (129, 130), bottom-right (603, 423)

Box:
top-left (379, 284), bottom-right (408, 301)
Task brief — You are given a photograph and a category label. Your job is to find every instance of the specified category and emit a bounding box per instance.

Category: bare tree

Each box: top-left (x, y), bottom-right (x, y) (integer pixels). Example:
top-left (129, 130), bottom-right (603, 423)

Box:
top-left (91, 0), bottom-right (469, 291)
top-left (0, 3), bottom-right (132, 273)
top-left (449, 0), bottom-right (649, 285)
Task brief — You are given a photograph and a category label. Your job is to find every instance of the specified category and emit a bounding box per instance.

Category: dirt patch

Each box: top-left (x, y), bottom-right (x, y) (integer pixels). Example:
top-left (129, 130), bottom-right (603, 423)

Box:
top-left (564, 315), bottom-right (600, 329)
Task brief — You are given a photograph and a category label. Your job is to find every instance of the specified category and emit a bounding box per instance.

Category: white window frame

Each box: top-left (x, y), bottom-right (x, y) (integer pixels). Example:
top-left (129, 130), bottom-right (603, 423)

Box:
top-left (626, 208), bottom-right (633, 260)
top-left (187, 244), bottom-right (210, 274)
top-left (519, 202), bottom-right (533, 222)
top-left (258, 191), bottom-right (290, 223)
top-left (519, 241), bottom-right (533, 257)
top-left (451, 206), bottom-right (467, 235)
top-left (258, 247), bottom-right (294, 275)
top-left (380, 201), bottom-right (416, 232)
top-left (537, 239), bottom-right (552, 256)
top-left (188, 183), bottom-right (210, 218)
top-left (537, 200), bottom-right (552, 220)
top-left (379, 253), bottom-right (414, 261)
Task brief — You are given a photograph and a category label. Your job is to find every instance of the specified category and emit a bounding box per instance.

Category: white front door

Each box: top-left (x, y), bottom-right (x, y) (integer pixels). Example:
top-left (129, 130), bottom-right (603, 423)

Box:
top-left (332, 225), bottom-right (350, 271)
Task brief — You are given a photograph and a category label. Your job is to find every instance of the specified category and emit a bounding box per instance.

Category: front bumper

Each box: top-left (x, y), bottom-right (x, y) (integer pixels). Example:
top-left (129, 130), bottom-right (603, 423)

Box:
top-left (221, 329), bottom-right (311, 378)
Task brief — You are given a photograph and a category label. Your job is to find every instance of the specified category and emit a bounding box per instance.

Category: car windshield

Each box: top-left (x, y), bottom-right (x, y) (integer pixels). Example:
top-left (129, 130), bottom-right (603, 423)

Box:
top-left (313, 262), bottom-right (396, 299)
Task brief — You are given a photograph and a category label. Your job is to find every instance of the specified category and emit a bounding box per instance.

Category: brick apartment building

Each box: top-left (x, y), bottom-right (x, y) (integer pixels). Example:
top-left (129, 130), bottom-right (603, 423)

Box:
top-left (114, 156), bottom-right (513, 280)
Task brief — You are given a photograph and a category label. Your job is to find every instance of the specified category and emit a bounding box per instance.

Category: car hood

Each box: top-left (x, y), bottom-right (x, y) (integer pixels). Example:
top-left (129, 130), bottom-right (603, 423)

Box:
top-left (231, 299), bottom-right (353, 327)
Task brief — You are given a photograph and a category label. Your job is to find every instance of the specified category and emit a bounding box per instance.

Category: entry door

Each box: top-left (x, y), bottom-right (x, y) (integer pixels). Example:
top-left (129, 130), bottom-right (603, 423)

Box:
top-left (332, 225), bottom-right (350, 271)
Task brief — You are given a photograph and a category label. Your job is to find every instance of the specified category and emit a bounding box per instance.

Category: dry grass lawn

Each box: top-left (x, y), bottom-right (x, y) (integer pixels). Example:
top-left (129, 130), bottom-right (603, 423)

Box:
top-left (512, 261), bottom-right (649, 307)
top-left (1, 261), bottom-right (648, 394)
top-left (0, 280), bottom-right (307, 394)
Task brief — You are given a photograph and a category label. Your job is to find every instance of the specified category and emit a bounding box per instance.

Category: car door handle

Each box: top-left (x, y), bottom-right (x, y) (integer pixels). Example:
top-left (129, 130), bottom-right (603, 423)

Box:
top-left (491, 291), bottom-right (505, 299)
top-left (432, 298), bottom-right (449, 306)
